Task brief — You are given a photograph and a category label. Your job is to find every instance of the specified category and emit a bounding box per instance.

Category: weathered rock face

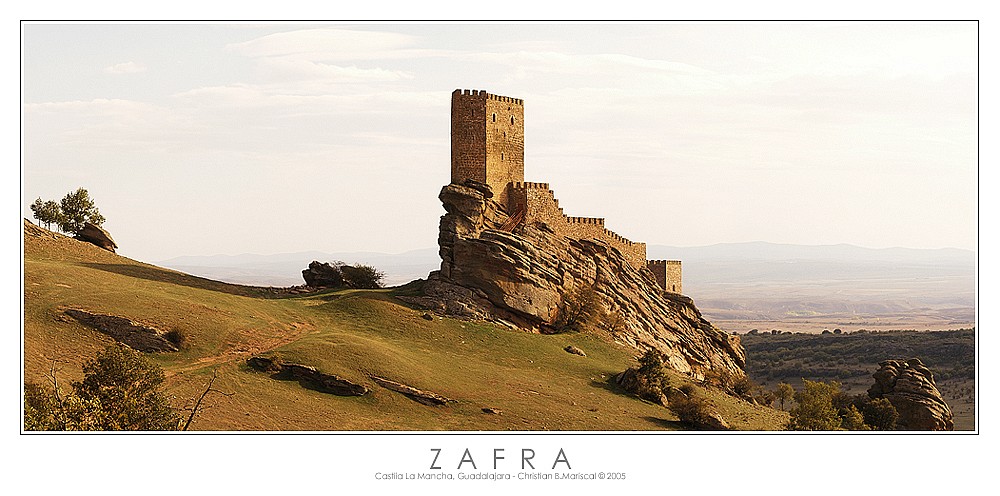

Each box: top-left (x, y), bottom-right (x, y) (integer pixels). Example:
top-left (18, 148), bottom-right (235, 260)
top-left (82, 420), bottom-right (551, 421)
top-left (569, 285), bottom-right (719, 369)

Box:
top-left (868, 358), bottom-right (954, 431)
top-left (302, 261), bottom-right (344, 288)
top-left (408, 182), bottom-right (745, 380)
top-left (76, 222), bottom-right (117, 252)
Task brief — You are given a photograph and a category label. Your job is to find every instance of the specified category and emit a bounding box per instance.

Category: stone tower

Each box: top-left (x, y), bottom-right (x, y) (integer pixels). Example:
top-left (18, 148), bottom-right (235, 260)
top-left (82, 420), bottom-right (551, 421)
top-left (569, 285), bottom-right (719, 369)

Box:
top-left (647, 260), bottom-right (683, 294)
top-left (450, 89), bottom-right (525, 210)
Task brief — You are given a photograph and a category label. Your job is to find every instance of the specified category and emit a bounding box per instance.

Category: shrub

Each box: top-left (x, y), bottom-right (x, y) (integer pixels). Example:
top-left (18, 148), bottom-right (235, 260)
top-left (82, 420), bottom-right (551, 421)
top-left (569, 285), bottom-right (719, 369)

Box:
top-left (340, 263), bottom-right (385, 289)
top-left (788, 380), bottom-right (843, 431)
top-left (858, 396), bottom-right (898, 430)
top-left (633, 350), bottom-right (669, 402)
top-left (670, 393), bottom-right (724, 430)
top-left (164, 329), bottom-right (188, 349)
top-left (553, 285), bottom-right (601, 332)
top-left (24, 344), bottom-right (179, 431)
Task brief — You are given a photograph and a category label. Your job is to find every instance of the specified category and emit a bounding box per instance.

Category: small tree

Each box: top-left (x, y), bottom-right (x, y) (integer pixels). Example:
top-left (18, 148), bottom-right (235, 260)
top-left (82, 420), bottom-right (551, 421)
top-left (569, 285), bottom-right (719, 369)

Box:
top-left (840, 405), bottom-right (871, 431)
top-left (788, 380), bottom-right (842, 431)
top-left (24, 345), bottom-right (180, 431)
top-left (73, 344), bottom-right (178, 430)
top-left (58, 187), bottom-right (105, 235)
top-left (554, 284), bottom-right (601, 332)
top-left (29, 198), bottom-right (63, 230)
top-left (775, 382), bottom-right (794, 411)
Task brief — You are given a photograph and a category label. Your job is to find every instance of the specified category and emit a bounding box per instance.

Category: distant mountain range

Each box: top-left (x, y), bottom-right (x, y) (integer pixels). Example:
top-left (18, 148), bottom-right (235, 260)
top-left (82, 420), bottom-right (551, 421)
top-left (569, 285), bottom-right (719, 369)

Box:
top-left (158, 242), bottom-right (976, 326)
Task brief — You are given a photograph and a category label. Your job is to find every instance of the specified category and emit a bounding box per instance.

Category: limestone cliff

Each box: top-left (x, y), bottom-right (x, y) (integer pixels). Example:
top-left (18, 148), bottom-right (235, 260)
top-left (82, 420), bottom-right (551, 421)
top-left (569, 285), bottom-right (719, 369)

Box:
top-left (407, 182), bottom-right (745, 380)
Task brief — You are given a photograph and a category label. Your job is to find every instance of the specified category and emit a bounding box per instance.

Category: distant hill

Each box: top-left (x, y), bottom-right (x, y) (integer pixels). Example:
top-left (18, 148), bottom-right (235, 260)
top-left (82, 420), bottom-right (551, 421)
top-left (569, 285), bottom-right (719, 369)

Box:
top-left (158, 248), bottom-right (440, 287)
top-left (648, 242), bottom-right (975, 329)
top-left (158, 242), bottom-right (975, 328)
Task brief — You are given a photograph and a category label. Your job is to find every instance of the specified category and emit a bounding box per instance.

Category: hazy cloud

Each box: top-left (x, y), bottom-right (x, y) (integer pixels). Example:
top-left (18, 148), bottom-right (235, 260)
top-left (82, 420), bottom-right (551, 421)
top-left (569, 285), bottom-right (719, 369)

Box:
top-left (103, 61), bottom-right (146, 74)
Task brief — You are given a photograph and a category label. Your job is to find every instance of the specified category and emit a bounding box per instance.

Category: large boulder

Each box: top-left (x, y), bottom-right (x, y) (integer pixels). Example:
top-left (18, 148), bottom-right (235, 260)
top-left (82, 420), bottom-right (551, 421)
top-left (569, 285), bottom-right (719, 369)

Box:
top-left (868, 358), bottom-right (954, 431)
top-left (302, 261), bottom-right (344, 288)
top-left (77, 222), bottom-right (117, 252)
top-left (408, 182), bottom-right (746, 381)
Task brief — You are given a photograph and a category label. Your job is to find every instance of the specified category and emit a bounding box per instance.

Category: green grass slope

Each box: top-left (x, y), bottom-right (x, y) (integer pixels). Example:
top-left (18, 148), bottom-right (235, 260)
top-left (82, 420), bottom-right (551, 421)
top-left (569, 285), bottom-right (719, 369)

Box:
top-left (23, 223), bottom-right (786, 431)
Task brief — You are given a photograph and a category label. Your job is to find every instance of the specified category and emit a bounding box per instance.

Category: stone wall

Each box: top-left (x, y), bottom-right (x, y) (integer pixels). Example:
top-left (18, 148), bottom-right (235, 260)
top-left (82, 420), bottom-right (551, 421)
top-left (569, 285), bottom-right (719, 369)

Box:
top-left (509, 182), bottom-right (647, 269)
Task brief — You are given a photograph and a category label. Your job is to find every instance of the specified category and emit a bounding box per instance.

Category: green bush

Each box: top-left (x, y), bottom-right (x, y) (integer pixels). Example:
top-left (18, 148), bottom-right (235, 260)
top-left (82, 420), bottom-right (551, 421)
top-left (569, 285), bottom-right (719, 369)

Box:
top-left (24, 344), bottom-right (179, 431)
top-left (340, 263), bottom-right (385, 289)
top-left (788, 380), bottom-right (843, 431)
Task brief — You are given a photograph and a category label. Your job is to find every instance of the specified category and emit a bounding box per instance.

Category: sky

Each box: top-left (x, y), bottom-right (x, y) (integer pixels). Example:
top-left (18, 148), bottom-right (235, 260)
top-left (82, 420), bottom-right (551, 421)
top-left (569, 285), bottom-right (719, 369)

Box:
top-left (20, 22), bottom-right (978, 262)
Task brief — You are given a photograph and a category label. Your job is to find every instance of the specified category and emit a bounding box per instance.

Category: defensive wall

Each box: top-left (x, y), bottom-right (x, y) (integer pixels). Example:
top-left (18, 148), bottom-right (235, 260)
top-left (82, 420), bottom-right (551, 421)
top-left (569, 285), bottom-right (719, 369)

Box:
top-left (507, 181), bottom-right (648, 269)
top-left (450, 88), bottom-right (681, 293)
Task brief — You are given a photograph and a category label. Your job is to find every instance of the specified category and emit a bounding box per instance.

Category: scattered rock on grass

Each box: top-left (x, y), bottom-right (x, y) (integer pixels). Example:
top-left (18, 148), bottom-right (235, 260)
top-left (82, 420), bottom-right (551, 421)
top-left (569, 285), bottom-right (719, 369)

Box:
top-left (371, 376), bottom-right (456, 406)
top-left (246, 356), bottom-right (368, 396)
top-left (564, 345), bottom-right (586, 357)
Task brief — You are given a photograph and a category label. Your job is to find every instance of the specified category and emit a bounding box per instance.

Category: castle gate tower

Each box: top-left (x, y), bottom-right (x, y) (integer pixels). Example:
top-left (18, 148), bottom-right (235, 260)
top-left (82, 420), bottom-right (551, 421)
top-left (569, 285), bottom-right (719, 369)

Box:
top-left (450, 89), bottom-right (525, 210)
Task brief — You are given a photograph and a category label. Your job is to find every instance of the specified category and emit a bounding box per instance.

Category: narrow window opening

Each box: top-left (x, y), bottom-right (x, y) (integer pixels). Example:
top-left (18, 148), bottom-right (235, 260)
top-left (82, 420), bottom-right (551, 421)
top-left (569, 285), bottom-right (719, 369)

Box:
top-left (510, 116), bottom-right (515, 125)
top-left (492, 113), bottom-right (496, 122)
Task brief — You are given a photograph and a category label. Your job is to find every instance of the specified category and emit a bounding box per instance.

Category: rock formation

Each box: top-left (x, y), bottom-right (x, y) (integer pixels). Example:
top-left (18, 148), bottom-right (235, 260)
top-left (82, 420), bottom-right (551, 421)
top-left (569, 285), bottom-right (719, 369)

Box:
top-left (247, 356), bottom-right (368, 396)
top-left (302, 261), bottom-right (345, 288)
top-left (64, 309), bottom-right (178, 352)
top-left (405, 181), bottom-right (745, 380)
top-left (77, 222), bottom-right (117, 252)
top-left (868, 358), bottom-right (954, 431)
top-left (370, 376), bottom-right (456, 406)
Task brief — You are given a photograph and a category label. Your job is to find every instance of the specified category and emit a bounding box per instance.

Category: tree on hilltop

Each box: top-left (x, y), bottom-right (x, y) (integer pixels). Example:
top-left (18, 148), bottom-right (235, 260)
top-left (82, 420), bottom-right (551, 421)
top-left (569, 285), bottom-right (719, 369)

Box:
top-left (58, 188), bottom-right (105, 235)
top-left (29, 197), bottom-right (63, 230)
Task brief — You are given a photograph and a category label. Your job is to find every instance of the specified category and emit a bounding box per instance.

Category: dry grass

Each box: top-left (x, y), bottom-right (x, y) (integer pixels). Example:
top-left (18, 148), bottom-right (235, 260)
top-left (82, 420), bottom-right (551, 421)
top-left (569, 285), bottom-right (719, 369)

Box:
top-left (23, 222), bottom-right (787, 431)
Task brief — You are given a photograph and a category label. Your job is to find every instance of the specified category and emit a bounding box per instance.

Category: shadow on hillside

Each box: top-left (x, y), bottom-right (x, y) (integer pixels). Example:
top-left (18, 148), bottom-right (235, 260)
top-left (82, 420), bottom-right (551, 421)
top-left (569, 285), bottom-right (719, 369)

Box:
top-left (588, 375), bottom-right (643, 400)
top-left (81, 262), bottom-right (284, 299)
top-left (641, 416), bottom-right (685, 429)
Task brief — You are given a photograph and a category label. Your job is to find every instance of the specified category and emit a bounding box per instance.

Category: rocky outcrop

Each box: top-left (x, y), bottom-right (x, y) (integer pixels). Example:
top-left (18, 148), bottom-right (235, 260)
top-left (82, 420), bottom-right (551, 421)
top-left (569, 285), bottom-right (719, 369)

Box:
top-left (64, 309), bottom-right (178, 352)
top-left (370, 376), bottom-right (456, 406)
top-left (247, 356), bottom-right (368, 396)
top-left (302, 261), bottom-right (344, 288)
top-left (405, 182), bottom-right (745, 380)
top-left (77, 222), bottom-right (117, 252)
top-left (868, 358), bottom-right (954, 431)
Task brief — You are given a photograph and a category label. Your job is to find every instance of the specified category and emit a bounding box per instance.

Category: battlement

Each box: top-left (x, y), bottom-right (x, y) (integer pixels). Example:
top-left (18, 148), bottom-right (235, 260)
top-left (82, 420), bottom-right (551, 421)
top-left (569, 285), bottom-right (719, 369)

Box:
top-left (454, 89), bottom-right (524, 105)
top-left (647, 260), bottom-right (682, 267)
top-left (511, 181), bottom-right (550, 190)
top-left (567, 216), bottom-right (605, 226)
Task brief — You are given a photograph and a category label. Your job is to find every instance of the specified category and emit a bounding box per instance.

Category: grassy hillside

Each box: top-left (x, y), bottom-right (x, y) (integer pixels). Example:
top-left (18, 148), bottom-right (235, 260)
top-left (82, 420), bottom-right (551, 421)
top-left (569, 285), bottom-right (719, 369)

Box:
top-left (23, 223), bottom-right (786, 431)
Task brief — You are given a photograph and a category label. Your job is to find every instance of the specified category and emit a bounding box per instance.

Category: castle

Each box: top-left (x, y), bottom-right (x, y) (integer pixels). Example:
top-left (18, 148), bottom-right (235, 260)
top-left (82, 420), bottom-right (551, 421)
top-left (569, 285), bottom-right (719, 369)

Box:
top-left (450, 89), bottom-right (682, 294)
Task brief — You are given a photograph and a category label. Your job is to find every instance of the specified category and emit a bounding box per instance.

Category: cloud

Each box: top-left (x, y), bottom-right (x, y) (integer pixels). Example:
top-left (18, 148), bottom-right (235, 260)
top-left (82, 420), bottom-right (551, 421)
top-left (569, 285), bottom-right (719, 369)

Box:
top-left (104, 61), bottom-right (146, 74)
top-left (226, 28), bottom-right (421, 61)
